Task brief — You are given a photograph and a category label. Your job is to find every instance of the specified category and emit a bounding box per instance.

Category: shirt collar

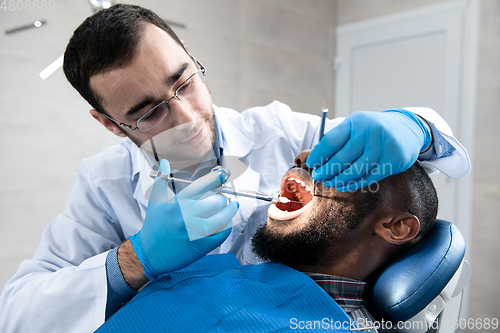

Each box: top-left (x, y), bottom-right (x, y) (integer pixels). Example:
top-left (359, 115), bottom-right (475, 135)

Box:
top-left (127, 138), bottom-right (142, 181)
top-left (305, 273), bottom-right (366, 313)
top-left (213, 105), bottom-right (254, 157)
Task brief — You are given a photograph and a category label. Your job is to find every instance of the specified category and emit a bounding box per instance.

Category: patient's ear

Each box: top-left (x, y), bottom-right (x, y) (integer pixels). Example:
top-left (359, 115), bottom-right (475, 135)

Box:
top-left (90, 109), bottom-right (127, 137)
top-left (374, 213), bottom-right (420, 244)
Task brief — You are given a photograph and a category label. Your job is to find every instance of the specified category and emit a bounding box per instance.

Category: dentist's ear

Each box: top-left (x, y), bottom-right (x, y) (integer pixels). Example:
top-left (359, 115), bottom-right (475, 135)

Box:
top-left (89, 109), bottom-right (127, 137)
top-left (374, 213), bottom-right (420, 244)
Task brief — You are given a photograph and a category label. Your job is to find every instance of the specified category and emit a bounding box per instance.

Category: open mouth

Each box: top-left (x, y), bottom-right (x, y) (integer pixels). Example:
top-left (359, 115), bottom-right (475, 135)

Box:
top-left (268, 167), bottom-right (315, 221)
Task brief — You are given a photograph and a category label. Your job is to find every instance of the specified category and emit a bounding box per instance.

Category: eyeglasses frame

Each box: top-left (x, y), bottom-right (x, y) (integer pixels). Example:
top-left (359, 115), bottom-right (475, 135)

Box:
top-left (98, 54), bottom-right (206, 133)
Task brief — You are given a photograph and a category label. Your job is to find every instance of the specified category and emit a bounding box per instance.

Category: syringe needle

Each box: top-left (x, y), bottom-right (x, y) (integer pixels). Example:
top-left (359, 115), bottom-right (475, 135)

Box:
top-left (149, 170), bottom-right (303, 204)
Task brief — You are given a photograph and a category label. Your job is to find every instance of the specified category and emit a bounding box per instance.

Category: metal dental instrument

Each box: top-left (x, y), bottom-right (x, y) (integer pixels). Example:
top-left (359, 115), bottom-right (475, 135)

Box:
top-left (312, 108), bottom-right (329, 191)
top-left (319, 108), bottom-right (328, 140)
top-left (149, 168), bottom-right (294, 204)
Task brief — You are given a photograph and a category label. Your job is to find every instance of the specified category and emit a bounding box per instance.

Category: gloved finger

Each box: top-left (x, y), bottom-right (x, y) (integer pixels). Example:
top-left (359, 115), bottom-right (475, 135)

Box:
top-left (310, 137), bottom-right (365, 182)
top-left (334, 149), bottom-right (414, 192)
top-left (190, 220), bottom-right (233, 254)
top-left (306, 119), bottom-right (351, 169)
top-left (321, 146), bottom-right (380, 188)
top-left (185, 201), bottom-right (239, 239)
top-left (183, 194), bottom-right (229, 218)
top-left (330, 142), bottom-right (382, 185)
top-left (178, 168), bottom-right (229, 200)
top-left (150, 159), bottom-right (172, 203)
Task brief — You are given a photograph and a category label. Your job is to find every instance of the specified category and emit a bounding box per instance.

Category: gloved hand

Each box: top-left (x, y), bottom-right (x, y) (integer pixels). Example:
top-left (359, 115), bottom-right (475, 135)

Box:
top-left (130, 159), bottom-right (239, 281)
top-left (306, 109), bottom-right (432, 192)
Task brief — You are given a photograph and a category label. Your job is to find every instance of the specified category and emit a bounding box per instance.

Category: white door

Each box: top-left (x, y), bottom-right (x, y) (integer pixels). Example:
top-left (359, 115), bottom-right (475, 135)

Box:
top-left (335, 0), bottom-right (478, 237)
top-left (335, 0), bottom-right (479, 318)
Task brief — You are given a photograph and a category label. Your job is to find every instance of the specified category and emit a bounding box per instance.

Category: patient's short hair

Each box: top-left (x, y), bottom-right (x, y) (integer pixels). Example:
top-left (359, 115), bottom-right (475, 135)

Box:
top-left (355, 163), bottom-right (438, 240)
top-left (63, 4), bottom-right (183, 114)
top-left (386, 163), bottom-right (438, 239)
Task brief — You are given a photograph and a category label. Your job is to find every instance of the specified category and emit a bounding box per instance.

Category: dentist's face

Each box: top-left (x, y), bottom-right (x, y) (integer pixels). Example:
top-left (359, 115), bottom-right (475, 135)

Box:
top-left (90, 24), bottom-right (215, 165)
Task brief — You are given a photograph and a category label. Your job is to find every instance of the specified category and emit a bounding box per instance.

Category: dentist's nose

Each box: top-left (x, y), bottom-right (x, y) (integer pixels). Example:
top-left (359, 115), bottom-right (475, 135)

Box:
top-left (170, 100), bottom-right (197, 131)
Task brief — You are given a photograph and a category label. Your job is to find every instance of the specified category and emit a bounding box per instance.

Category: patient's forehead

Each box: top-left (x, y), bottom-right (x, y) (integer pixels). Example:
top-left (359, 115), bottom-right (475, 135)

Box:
top-left (293, 148), bottom-right (386, 208)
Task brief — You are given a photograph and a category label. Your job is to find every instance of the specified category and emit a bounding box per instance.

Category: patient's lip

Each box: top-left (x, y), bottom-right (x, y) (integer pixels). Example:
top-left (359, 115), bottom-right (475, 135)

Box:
top-left (268, 167), bottom-right (315, 221)
top-left (268, 201), bottom-right (312, 221)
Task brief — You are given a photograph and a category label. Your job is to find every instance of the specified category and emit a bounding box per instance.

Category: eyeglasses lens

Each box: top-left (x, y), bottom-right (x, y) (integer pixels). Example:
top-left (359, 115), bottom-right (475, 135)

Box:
top-left (137, 70), bottom-right (205, 132)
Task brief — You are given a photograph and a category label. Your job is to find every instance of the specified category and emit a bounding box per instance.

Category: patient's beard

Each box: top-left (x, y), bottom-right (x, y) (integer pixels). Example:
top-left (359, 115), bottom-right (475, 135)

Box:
top-left (252, 221), bottom-right (333, 267)
top-left (251, 198), bottom-right (364, 267)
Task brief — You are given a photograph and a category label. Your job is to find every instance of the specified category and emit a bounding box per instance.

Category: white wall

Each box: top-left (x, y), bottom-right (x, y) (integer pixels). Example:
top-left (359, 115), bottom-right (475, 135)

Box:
top-left (470, 0), bottom-right (500, 325)
top-left (336, 0), bottom-right (500, 328)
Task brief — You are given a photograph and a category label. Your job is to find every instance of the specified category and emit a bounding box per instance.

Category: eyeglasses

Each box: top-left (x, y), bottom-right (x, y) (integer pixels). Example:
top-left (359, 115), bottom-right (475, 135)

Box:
top-left (100, 56), bottom-right (206, 132)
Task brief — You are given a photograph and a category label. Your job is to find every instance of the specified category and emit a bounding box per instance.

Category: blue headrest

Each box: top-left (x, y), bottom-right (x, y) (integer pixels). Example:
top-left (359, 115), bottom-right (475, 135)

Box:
top-left (365, 219), bottom-right (465, 322)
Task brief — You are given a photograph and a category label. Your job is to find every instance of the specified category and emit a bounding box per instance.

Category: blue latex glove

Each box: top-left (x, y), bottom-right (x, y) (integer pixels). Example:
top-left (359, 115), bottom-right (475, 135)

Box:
top-left (306, 109), bottom-right (432, 192)
top-left (130, 159), bottom-right (239, 281)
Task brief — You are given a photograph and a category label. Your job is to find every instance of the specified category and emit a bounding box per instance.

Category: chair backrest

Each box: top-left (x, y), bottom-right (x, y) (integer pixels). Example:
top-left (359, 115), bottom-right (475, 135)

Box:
top-left (365, 219), bottom-right (471, 333)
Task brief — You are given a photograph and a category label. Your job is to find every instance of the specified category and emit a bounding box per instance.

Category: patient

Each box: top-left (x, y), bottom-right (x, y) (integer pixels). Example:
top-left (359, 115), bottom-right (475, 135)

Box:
top-left (97, 150), bottom-right (438, 332)
top-left (252, 149), bottom-right (438, 326)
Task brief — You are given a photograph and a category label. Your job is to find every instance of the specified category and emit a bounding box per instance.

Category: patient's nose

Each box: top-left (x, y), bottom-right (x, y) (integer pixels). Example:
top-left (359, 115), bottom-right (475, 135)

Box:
top-left (294, 149), bottom-right (312, 167)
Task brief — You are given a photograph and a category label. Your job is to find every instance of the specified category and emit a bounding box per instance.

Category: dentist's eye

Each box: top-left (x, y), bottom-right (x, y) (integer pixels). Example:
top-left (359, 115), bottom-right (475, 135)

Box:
top-left (141, 103), bottom-right (167, 124)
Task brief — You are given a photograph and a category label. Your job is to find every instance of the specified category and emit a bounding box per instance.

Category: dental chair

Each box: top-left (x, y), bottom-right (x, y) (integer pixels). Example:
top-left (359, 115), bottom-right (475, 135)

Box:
top-left (366, 219), bottom-right (471, 333)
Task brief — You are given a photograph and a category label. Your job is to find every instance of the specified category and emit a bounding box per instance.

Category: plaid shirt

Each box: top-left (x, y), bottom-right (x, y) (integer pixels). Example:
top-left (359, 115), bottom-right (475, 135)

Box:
top-left (305, 273), bottom-right (378, 332)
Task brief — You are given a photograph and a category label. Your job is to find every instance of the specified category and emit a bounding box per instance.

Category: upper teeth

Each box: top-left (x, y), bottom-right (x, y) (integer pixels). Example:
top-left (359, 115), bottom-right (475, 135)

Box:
top-left (290, 177), bottom-right (305, 186)
top-left (288, 177), bottom-right (314, 195)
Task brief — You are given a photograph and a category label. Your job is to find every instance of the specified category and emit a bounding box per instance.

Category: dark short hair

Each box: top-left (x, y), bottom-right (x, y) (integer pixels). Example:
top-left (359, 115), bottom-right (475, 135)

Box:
top-left (63, 4), bottom-right (184, 114)
top-left (380, 163), bottom-right (439, 239)
top-left (336, 163), bottom-right (438, 240)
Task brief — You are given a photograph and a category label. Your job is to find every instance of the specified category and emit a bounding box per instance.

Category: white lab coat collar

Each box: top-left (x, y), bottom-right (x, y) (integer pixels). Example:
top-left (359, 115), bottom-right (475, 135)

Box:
top-left (212, 106), bottom-right (260, 251)
top-left (135, 149), bottom-right (154, 210)
top-left (213, 105), bottom-right (255, 157)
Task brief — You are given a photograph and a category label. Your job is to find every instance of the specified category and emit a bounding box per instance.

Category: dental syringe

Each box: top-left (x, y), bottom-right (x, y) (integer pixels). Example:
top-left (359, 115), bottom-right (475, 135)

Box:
top-left (149, 170), bottom-right (293, 204)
